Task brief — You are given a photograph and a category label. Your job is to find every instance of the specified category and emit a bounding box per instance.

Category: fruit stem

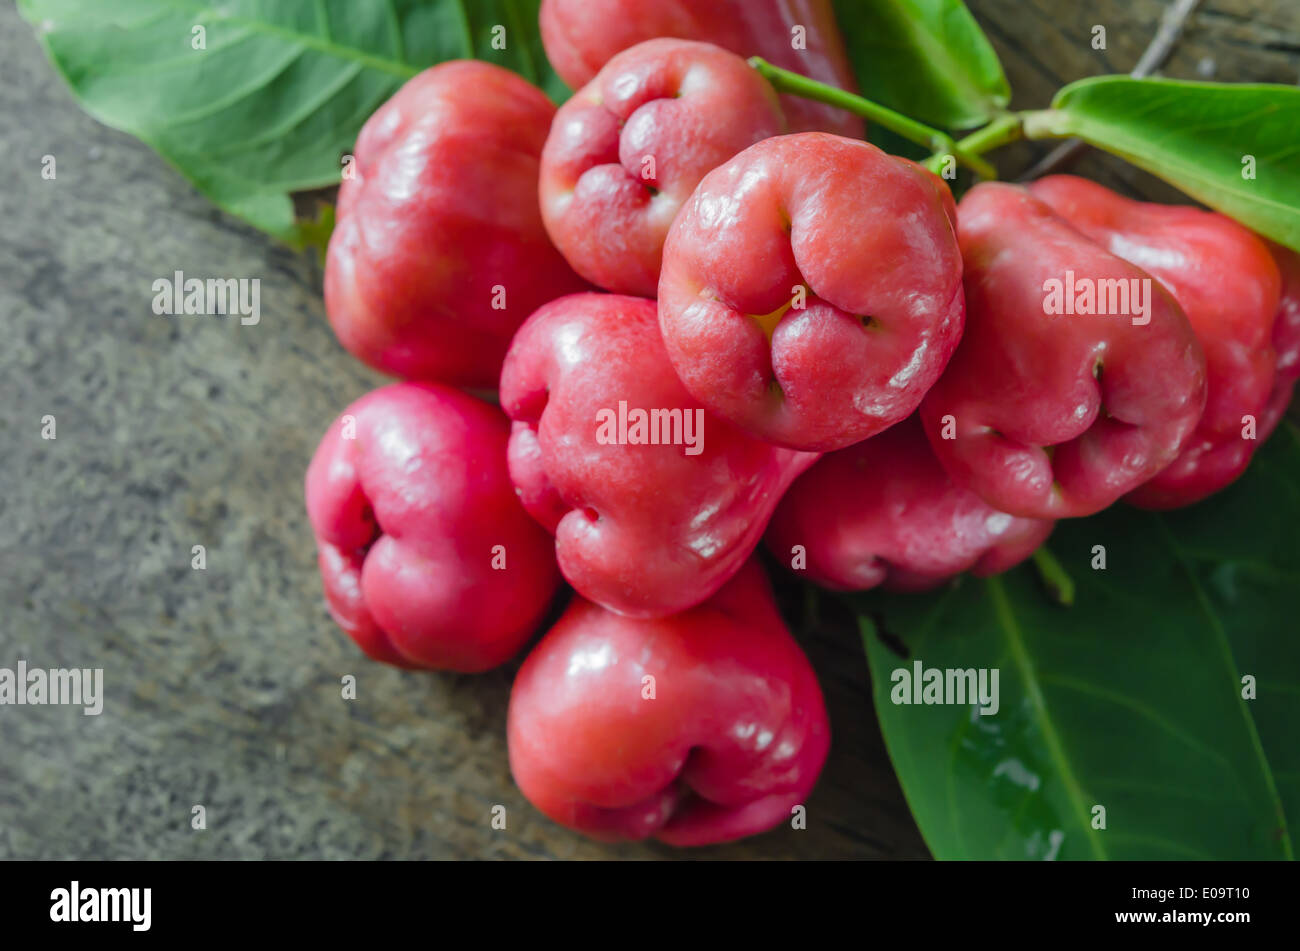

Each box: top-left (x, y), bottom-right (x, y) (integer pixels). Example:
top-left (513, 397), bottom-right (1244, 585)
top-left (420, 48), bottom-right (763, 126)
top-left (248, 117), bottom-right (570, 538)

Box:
top-left (923, 113), bottom-right (1025, 176)
top-left (1032, 546), bottom-right (1076, 607)
top-left (749, 57), bottom-right (997, 179)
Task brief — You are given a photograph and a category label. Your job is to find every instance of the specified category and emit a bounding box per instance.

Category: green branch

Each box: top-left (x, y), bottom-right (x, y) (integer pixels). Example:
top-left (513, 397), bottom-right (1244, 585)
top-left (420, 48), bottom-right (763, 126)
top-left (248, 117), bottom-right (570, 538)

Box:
top-left (923, 113), bottom-right (1024, 175)
top-left (1032, 546), bottom-right (1076, 606)
top-left (749, 57), bottom-right (997, 179)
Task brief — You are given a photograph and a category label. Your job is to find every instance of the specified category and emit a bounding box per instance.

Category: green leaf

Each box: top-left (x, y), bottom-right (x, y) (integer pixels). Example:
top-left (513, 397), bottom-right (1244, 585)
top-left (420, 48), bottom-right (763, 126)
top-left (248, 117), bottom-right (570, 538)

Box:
top-left (832, 0), bottom-right (1009, 130)
top-left (860, 423), bottom-right (1300, 860)
top-left (19, 0), bottom-right (564, 244)
top-left (1023, 77), bottom-right (1300, 252)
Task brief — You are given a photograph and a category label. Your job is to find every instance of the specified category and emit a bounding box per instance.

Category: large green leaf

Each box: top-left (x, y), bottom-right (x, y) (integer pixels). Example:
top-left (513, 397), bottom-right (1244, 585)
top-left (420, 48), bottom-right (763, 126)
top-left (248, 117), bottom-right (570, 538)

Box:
top-left (19, 0), bottom-right (563, 244)
top-left (1023, 77), bottom-right (1300, 251)
top-left (833, 0), bottom-right (1009, 130)
top-left (860, 423), bottom-right (1300, 860)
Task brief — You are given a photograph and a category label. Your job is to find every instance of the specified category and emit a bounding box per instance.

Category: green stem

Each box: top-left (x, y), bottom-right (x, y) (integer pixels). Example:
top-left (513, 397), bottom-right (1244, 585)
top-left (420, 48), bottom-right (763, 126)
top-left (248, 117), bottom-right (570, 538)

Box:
top-left (1032, 546), bottom-right (1076, 607)
top-left (1019, 108), bottom-right (1073, 141)
top-left (749, 57), bottom-right (997, 179)
top-left (923, 113), bottom-right (1024, 175)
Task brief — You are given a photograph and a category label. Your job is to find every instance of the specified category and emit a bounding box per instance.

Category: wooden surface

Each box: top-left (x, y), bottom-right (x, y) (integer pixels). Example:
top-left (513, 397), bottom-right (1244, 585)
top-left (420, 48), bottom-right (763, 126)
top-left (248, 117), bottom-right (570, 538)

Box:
top-left (1, 0), bottom-right (1296, 860)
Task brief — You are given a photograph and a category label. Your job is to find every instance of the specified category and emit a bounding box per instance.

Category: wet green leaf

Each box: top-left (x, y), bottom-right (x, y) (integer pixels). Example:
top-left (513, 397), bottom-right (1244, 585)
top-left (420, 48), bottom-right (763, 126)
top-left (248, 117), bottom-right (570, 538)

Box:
top-left (861, 424), bottom-right (1300, 860)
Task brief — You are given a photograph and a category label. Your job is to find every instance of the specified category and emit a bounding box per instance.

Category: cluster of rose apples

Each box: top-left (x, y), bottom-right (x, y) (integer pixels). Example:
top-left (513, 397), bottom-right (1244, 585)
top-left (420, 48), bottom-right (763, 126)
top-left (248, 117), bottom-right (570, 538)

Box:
top-left (305, 3), bottom-right (1300, 847)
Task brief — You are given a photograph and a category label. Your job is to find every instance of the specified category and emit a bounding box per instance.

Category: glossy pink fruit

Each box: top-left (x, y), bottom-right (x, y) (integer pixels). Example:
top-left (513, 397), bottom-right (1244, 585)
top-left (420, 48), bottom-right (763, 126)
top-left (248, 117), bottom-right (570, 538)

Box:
top-left (540, 39), bottom-right (786, 296)
top-left (1029, 175), bottom-right (1281, 509)
top-left (767, 416), bottom-right (1054, 592)
top-left (305, 383), bottom-right (560, 671)
top-left (920, 183), bottom-right (1207, 519)
top-left (500, 292), bottom-right (817, 618)
top-left (508, 558), bottom-right (829, 846)
top-left (659, 133), bottom-right (964, 451)
top-left (539, 0), bottom-right (863, 137)
top-left (325, 62), bottom-right (586, 388)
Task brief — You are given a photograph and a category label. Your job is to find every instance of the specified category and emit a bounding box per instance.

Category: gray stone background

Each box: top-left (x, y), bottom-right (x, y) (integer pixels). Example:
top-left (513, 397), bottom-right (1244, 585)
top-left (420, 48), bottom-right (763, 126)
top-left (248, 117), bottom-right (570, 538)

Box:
top-left (1, 0), bottom-right (1296, 859)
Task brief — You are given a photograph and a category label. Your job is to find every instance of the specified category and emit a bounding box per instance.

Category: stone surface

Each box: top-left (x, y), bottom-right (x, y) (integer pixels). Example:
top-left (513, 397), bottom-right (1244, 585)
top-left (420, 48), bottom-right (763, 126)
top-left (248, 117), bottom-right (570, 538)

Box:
top-left (0, 0), bottom-right (1295, 860)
